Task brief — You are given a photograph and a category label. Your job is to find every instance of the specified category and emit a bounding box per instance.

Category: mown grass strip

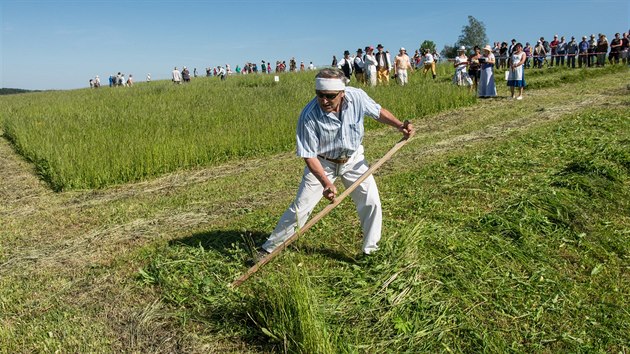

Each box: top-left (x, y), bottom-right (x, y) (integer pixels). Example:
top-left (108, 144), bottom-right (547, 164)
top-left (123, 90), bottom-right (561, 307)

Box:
top-left (140, 105), bottom-right (629, 352)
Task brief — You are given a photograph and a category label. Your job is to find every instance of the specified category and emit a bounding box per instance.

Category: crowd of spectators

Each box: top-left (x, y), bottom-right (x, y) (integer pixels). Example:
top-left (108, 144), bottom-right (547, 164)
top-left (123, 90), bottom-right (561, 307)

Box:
top-left (89, 30), bottom-right (628, 92)
top-left (489, 31), bottom-right (629, 70)
top-left (91, 72), bottom-right (134, 88)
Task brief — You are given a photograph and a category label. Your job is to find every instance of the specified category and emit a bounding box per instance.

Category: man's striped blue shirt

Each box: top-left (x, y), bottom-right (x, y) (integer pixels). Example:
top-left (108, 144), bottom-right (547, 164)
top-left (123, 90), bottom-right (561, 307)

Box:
top-left (296, 87), bottom-right (381, 160)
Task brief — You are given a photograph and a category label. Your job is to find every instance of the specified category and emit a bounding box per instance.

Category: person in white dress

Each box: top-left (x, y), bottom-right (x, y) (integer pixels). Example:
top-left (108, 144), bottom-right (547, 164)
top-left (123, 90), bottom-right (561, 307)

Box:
top-left (364, 45), bottom-right (378, 87)
top-left (452, 46), bottom-right (472, 89)
top-left (507, 43), bottom-right (527, 100)
top-left (478, 45), bottom-right (497, 98)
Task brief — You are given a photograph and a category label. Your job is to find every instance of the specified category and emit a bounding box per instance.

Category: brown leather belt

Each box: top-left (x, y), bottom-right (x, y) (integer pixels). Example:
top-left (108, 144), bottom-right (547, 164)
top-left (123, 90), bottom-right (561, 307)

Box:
top-left (318, 155), bottom-right (349, 164)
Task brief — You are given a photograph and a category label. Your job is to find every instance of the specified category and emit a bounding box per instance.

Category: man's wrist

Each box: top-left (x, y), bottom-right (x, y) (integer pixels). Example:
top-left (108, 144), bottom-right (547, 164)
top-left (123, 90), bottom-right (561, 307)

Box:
top-left (398, 120), bottom-right (410, 130)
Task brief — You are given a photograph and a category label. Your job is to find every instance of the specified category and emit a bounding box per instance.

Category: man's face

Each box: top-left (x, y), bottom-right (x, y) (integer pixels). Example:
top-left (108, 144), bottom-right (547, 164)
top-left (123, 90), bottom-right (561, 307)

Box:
top-left (316, 90), bottom-right (344, 113)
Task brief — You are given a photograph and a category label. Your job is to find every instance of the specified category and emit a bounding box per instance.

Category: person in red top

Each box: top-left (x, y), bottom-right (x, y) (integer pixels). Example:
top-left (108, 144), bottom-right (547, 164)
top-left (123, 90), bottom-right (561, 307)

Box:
top-left (549, 35), bottom-right (559, 67)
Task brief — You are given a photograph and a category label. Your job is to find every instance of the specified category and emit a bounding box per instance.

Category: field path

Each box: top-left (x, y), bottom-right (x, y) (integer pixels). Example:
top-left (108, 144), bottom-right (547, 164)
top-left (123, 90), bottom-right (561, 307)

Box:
top-left (1, 72), bottom-right (628, 351)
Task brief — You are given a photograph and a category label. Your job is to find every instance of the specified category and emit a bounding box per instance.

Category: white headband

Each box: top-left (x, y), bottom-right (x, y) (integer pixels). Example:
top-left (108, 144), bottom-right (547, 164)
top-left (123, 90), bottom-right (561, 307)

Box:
top-left (315, 78), bottom-right (346, 91)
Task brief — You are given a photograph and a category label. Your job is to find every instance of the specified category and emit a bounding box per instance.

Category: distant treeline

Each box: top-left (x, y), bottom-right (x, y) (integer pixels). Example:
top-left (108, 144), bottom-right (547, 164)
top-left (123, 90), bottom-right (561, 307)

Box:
top-left (0, 88), bottom-right (40, 95)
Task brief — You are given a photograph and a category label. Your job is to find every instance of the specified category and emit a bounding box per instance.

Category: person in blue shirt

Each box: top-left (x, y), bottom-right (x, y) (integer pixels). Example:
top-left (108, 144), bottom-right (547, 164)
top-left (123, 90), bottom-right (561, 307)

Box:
top-left (258, 68), bottom-right (414, 258)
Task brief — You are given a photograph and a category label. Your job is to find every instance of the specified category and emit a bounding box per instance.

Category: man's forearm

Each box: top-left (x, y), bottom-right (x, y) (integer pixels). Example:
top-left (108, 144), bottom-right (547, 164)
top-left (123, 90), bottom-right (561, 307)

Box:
top-left (377, 108), bottom-right (405, 128)
top-left (304, 157), bottom-right (332, 188)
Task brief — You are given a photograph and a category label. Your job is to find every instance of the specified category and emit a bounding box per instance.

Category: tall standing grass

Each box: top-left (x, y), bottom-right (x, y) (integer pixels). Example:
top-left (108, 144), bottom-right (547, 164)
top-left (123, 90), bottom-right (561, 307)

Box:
top-left (0, 68), bottom-right (477, 191)
top-left (1, 64), bottom-right (625, 191)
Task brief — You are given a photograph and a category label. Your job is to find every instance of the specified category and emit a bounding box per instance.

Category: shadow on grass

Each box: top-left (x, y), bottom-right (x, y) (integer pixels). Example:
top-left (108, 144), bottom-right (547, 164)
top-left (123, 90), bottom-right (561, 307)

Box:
top-left (299, 245), bottom-right (360, 264)
top-left (168, 229), bottom-right (269, 258)
top-left (170, 229), bottom-right (362, 264)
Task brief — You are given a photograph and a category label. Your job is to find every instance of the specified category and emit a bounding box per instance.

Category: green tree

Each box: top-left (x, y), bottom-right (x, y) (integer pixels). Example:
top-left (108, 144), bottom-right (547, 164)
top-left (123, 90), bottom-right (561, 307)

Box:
top-left (457, 15), bottom-right (488, 49)
top-left (442, 16), bottom-right (489, 59)
top-left (419, 40), bottom-right (437, 54)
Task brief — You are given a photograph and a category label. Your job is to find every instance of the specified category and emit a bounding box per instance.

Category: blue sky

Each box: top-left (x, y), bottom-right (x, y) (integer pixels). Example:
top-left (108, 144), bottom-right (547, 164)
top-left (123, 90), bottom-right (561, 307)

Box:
top-left (1, 0), bottom-right (628, 90)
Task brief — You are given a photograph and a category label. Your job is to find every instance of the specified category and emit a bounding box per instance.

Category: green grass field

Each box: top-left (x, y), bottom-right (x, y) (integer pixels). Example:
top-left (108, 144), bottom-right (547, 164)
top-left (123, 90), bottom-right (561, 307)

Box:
top-left (3, 64), bottom-right (622, 192)
top-left (140, 105), bottom-right (629, 353)
top-left (0, 64), bottom-right (628, 353)
top-left (0, 66), bottom-right (477, 191)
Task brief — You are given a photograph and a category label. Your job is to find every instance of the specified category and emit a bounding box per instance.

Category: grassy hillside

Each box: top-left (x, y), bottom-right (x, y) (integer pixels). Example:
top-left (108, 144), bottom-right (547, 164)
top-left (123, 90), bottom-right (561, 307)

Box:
top-left (0, 65), bottom-right (628, 352)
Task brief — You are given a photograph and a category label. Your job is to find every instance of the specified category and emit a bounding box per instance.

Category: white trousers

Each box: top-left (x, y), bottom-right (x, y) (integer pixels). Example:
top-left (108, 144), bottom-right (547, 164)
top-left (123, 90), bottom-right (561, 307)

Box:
top-left (262, 145), bottom-right (382, 254)
top-left (396, 69), bottom-right (408, 85)
top-left (367, 68), bottom-right (377, 87)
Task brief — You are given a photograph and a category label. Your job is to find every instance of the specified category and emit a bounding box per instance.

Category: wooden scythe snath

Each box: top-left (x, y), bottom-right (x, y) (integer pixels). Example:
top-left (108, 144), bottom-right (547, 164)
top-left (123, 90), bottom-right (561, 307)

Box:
top-left (230, 137), bottom-right (410, 288)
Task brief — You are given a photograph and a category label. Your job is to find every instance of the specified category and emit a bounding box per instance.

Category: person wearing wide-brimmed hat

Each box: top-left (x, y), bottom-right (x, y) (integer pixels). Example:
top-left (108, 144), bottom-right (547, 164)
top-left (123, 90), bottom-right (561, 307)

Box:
top-left (478, 44), bottom-right (497, 98)
top-left (337, 50), bottom-right (354, 80)
top-left (375, 44), bottom-right (392, 84)
top-left (452, 46), bottom-right (472, 89)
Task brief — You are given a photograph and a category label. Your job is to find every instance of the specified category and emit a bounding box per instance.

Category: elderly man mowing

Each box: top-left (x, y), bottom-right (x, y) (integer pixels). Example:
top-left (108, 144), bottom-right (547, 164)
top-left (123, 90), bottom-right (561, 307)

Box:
top-left (258, 68), bottom-right (414, 259)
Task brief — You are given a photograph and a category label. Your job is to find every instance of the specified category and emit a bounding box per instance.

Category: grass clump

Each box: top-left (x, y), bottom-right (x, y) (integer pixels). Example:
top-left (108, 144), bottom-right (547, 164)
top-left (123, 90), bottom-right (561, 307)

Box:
top-left (249, 265), bottom-right (339, 354)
